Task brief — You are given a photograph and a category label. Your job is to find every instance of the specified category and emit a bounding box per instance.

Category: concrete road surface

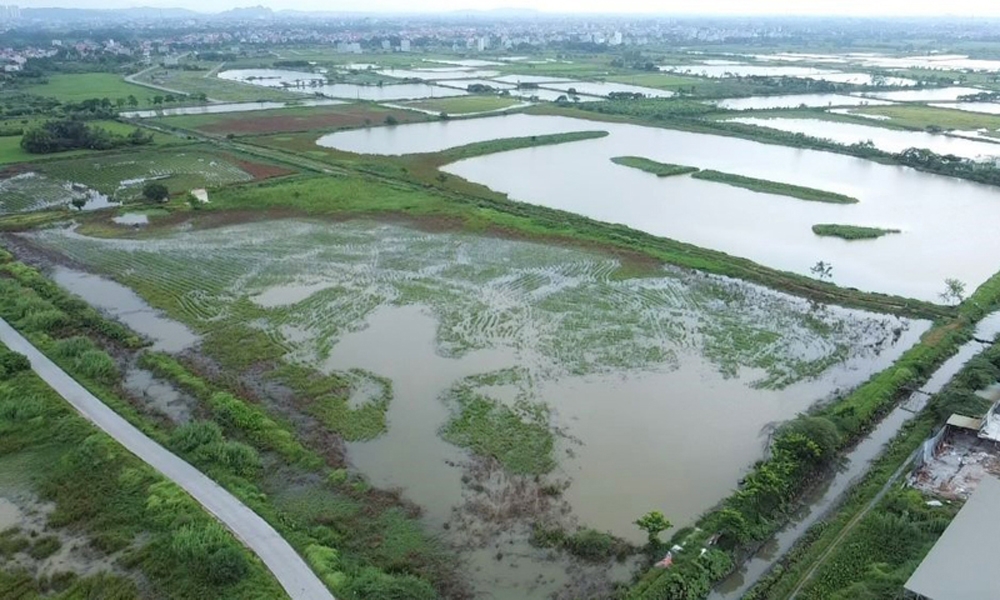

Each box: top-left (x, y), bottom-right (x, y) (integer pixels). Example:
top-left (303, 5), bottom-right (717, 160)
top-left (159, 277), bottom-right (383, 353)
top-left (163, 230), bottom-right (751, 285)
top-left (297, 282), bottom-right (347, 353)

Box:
top-left (0, 319), bottom-right (334, 600)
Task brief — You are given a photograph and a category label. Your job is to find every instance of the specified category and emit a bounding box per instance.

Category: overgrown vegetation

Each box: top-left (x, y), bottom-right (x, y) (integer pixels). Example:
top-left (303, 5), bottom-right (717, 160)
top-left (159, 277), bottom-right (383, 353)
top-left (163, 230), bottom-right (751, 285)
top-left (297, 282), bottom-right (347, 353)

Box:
top-left (611, 156), bottom-right (700, 177)
top-left (812, 224), bottom-right (902, 240)
top-left (0, 347), bottom-right (288, 599)
top-left (691, 170), bottom-right (859, 204)
top-left (20, 119), bottom-right (152, 154)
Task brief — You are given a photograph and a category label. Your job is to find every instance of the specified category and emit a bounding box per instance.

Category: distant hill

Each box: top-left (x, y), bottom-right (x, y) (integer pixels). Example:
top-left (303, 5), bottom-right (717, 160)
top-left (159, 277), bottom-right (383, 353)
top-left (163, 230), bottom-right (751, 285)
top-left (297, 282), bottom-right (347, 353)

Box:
top-left (22, 6), bottom-right (200, 21)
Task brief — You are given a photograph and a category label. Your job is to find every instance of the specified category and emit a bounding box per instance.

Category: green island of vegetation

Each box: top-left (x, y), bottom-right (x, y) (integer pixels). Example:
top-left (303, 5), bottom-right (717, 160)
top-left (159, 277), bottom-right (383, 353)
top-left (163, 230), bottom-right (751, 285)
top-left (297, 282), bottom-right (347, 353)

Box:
top-left (692, 169), bottom-right (860, 204)
top-left (611, 156), bottom-right (700, 177)
top-left (812, 223), bottom-right (902, 240)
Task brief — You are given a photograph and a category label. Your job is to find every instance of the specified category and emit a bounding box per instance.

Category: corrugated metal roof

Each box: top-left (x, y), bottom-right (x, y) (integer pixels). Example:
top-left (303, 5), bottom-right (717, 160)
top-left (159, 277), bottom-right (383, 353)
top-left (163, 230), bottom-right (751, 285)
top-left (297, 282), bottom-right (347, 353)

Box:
top-left (946, 414), bottom-right (983, 431)
top-left (905, 475), bottom-right (1000, 600)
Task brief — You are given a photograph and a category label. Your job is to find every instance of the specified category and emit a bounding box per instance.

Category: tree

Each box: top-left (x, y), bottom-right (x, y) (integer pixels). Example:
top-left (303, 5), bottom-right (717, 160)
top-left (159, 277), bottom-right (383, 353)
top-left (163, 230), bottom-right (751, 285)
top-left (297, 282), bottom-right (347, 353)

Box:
top-left (70, 196), bottom-right (88, 211)
top-left (142, 182), bottom-right (169, 203)
top-left (634, 511), bottom-right (671, 548)
top-left (810, 260), bottom-right (833, 281)
top-left (384, 115), bottom-right (399, 126)
top-left (152, 95), bottom-right (164, 106)
top-left (940, 278), bottom-right (966, 305)
top-left (115, 97), bottom-right (126, 109)
top-left (127, 95), bottom-right (139, 107)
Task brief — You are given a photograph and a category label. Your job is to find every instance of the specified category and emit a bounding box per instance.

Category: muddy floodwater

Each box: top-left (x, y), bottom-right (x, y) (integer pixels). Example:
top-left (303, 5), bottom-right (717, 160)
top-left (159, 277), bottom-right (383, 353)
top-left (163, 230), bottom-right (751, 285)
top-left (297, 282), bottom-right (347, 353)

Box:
top-left (28, 219), bottom-right (928, 598)
top-left (119, 98), bottom-right (344, 119)
top-left (318, 113), bottom-right (1000, 301)
top-left (710, 94), bottom-right (892, 111)
top-left (50, 265), bottom-right (198, 352)
top-left (217, 68), bottom-right (467, 101)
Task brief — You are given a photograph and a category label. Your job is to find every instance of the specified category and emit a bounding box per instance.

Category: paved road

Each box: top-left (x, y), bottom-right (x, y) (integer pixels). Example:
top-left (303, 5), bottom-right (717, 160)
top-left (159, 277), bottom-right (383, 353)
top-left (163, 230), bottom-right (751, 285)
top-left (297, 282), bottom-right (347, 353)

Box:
top-left (0, 319), bottom-right (334, 600)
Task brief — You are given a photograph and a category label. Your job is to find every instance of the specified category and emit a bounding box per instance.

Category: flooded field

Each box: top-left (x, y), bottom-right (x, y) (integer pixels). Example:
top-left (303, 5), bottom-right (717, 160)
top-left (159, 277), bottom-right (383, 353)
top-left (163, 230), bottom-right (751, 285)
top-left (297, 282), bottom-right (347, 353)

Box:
top-left (541, 81), bottom-right (674, 98)
top-left (860, 86), bottom-right (984, 102)
top-left (376, 68), bottom-right (502, 80)
top-left (119, 98), bottom-right (344, 119)
top-left (711, 94), bottom-right (892, 111)
top-left (659, 64), bottom-right (915, 85)
top-left (317, 113), bottom-right (1000, 300)
top-left (24, 219), bottom-right (925, 597)
top-left (0, 172), bottom-right (118, 214)
top-left (217, 68), bottom-right (467, 101)
top-left (729, 116), bottom-right (1000, 160)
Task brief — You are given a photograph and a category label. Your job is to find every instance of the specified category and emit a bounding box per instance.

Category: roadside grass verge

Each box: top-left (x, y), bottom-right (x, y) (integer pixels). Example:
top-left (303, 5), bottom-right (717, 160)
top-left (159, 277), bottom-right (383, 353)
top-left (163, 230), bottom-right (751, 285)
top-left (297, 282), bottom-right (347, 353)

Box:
top-left (611, 156), bottom-right (699, 177)
top-left (691, 170), bottom-right (859, 204)
top-left (0, 346), bottom-right (288, 599)
top-left (812, 224), bottom-right (902, 240)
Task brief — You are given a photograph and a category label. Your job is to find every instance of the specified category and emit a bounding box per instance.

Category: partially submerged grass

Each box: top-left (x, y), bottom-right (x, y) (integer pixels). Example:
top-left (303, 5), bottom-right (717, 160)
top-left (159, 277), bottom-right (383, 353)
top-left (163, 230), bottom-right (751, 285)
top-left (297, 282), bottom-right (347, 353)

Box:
top-left (692, 169), bottom-right (860, 204)
top-left (404, 95), bottom-right (524, 114)
top-left (611, 156), bottom-right (699, 177)
top-left (812, 224), bottom-right (902, 240)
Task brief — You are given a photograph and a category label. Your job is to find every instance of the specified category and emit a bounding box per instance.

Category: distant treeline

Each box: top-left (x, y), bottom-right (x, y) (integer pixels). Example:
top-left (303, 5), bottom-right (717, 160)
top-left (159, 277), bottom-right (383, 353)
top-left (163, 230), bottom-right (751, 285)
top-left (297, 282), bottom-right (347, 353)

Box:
top-left (20, 119), bottom-right (152, 154)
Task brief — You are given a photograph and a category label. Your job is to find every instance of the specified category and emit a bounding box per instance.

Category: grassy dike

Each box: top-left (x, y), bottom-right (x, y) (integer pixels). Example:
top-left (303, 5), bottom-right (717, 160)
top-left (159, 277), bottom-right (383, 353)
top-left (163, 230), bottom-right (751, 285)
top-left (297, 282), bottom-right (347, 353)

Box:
top-left (691, 170), bottom-right (859, 204)
top-left (812, 224), bottom-right (902, 240)
top-left (747, 342), bottom-right (1000, 600)
top-left (611, 156), bottom-right (700, 177)
top-left (0, 343), bottom-right (288, 600)
top-left (608, 155), bottom-right (858, 203)
top-left (0, 252), bottom-right (457, 599)
top-left (625, 270), bottom-right (1000, 600)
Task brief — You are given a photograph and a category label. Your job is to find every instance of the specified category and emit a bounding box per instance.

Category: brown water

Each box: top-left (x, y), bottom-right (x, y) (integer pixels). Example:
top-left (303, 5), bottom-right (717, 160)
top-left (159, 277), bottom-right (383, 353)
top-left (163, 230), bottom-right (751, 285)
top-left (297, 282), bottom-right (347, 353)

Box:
top-left (51, 266), bottom-right (199, 353)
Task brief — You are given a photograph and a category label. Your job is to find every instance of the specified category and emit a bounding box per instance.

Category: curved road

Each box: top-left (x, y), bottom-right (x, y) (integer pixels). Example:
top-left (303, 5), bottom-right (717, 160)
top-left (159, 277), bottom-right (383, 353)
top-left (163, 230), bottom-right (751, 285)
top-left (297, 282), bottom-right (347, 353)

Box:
top-left (0, 319), bottom-right (334, 600)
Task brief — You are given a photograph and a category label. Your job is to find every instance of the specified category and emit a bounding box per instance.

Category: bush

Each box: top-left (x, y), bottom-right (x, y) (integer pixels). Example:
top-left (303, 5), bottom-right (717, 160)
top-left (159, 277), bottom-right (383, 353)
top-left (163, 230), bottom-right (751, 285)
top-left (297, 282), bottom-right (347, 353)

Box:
top-left (0, 349), bottom-right (30, 377)
top-left (142, 182), bottom-right (169, 203)
top-left (345, 567), bottom-right (438, 600)
top-left (53, 336), bottom-right (95, 359)
top-left (28, 535), bottom-right (61, 559)
top-left (74, 349), bottom-right (118, 384)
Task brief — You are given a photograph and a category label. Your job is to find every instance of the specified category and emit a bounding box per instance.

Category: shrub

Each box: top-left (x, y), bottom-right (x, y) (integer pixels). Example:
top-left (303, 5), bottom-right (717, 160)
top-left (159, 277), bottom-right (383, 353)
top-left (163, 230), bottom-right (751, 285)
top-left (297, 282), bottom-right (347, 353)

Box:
top-left (345, 567), bottom-right (438, 600)
top-left (0, 350), bottom-right (30, 376)
top-left (74, 349), bottom-right (118, 384)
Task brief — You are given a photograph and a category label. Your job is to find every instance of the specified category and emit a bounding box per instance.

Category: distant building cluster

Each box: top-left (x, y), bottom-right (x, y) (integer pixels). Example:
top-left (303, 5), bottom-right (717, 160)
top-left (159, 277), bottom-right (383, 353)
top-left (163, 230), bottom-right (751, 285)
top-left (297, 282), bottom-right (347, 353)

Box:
top-left (0, 4), bottom-right (20, 21)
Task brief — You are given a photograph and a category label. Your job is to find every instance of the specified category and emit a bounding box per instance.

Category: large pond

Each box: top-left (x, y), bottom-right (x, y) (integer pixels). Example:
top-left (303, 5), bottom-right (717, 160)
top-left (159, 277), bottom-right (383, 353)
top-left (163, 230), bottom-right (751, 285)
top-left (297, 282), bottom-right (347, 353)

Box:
top-left (729, 116), bottom-right (1000, 160)
top-left (931, 102), bottom-right (1000, 115)
top-left (541, 81), bottom-right (674, 98)
top-left (318, 113), bottom-right (1000, 301)
top-left (120, 98), bottom-right (344, 119)
top-left (27, 219), bottom-right (926, 598)
top-left (217, 68), bottom-right (466, 101)
top-left (711, 94), bottom-right (893, 111)
top-left (860, 86), bottom-right (984, 102)
top-left (659, 64), bottom-right (915, 85)
top-left (376, 68), bottom-right (502, 80)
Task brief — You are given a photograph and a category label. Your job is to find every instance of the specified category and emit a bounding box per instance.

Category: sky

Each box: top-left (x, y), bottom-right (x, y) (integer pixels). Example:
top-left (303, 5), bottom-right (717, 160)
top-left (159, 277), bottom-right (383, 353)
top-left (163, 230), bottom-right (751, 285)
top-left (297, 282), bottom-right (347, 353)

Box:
top-left (12, 0), bottom-right (1000, 15)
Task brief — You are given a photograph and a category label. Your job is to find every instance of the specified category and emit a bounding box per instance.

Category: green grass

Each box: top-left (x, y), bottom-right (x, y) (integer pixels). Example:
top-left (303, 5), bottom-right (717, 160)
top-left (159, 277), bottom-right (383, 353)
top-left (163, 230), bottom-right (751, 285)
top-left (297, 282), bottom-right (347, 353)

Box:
top-left (852, 103), bottom-right (1000, 131)
top-left (442, 376), bottom-right (555, 475)
top-left (154, 103), bottom-right (428, 136)
top-left (0, 348), bottom-right (288, 599)
top-left (812, 224), bottom-right (902, 240)
top-left (404, 95), bottom-right (523, 114)
top-left (0, 119), bottom-right (183, 166)
top-left (430, 130), bottom-right (609, 164)
top-left (692, 170), bottom-right (860, 204)
top-left (20, 73), bottom-right (153, 103)
top-left (606, 72), bottom-right (714, 90)
top-left (611, 156), bottom-right (700, 177)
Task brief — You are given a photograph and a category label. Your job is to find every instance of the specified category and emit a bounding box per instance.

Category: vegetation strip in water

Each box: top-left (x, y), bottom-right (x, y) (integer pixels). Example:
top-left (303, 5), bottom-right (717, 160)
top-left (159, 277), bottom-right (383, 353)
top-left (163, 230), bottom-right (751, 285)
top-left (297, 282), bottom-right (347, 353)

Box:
top-left (811, 224), bottom-right (902, 240)
top-left (626, 270), bottom-right (1000, 599)
top-left (0, 343), bottom-right (289, 599)
top-left (427, 129), bottom-right (609, 166)
top-left (691, 170), bottom-right (859, 204)
top-left (746, 341), bottom-right (1000, 600)
top-left (610, 156), bottom-right (700, 177)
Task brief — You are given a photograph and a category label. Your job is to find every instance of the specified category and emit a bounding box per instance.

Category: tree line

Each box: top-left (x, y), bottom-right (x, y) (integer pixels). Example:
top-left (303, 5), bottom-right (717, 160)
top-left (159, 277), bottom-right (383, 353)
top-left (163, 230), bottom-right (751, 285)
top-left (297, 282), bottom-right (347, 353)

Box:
top-left (20, 119), bottom-right (153, 154)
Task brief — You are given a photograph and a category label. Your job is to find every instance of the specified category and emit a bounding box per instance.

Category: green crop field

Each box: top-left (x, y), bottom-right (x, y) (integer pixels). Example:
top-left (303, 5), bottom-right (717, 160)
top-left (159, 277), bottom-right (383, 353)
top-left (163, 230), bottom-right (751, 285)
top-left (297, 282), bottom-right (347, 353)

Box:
top-left (851, 103), bottom-right (1000, 131)
top-left (155, 103), bottom-right (427, 135)
top-left (404, 95), bottom-right (524, 114)
top-left (20, 73), bottom-right (153, 103)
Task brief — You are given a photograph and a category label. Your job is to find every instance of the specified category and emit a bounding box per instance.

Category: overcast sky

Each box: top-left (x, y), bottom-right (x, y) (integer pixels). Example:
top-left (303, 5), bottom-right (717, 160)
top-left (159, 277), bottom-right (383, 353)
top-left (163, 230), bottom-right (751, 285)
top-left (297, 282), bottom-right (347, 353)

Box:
top-left (13, 0), bottom-right (1000, 15)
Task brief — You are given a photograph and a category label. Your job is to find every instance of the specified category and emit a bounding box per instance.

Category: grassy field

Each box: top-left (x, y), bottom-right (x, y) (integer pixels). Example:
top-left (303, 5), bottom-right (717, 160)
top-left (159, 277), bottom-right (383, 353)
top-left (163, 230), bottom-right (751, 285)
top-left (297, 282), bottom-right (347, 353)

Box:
top-left (0, 344), bottom-right (288, 599)
top-left (20, 73), bottom-right (153, 103)
top-left (606, 72), bottom-right (715, 90)
top-left (611, 156), bottom-right (700, 177)
top-left (0, 119), bottom-right (185, 166)
top-left (851, 103), bottom-right (1000, 131)
top-left (135, 67), bottom-right (303, 103)
top-left (155, 103), bottom-right (428, 135)
top-left (403, 95), bottom-right (523, 114)
top-left (812, 224), bottom-right (902, 240)
top-left (692, 170), bottom-right (860, 204)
